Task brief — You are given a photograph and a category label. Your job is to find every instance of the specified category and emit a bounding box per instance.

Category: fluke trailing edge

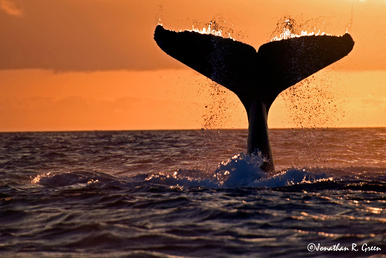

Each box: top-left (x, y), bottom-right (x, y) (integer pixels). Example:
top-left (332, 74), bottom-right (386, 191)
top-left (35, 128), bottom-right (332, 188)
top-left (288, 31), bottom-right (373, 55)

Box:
top-left (154, 25), bottom-right (354, 172)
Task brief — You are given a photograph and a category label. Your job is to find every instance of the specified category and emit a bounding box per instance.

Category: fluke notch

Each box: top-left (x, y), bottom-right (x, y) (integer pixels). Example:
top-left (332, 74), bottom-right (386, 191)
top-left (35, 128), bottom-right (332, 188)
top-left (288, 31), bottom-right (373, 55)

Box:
top-left (154, 25), bottom-right (354, 171)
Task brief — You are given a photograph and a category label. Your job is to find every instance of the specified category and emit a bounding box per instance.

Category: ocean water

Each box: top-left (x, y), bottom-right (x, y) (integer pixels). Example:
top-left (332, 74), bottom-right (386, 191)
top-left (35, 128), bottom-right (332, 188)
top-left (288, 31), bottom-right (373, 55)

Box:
top-left (0, 128), bottom-right (386, 257)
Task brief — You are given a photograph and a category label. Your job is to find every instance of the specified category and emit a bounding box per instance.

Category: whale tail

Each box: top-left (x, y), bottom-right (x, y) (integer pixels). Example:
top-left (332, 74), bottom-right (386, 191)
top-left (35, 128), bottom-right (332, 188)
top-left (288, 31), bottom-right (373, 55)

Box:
top-left (154, 25), bottom-right (354, 171)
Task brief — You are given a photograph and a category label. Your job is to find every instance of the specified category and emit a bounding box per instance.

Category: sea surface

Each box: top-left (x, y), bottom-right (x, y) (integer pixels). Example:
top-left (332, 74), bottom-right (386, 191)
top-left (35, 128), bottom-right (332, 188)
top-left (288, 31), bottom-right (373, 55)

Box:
top-left (0, 128), bottom-right (386, 257)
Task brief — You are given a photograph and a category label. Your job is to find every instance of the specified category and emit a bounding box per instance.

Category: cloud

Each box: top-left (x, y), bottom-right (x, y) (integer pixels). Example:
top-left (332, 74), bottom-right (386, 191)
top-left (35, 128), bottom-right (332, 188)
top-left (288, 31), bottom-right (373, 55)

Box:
top-left (0, 0), bottom-right (23, 16)
top-left (0, 96), bottom-right (142, 131)
top-left (0, 0), bottom-right (182, 71)
top-left (0, 0), bottom-right (385, 72)
top-left (358, 94), bottom-right (386, 110)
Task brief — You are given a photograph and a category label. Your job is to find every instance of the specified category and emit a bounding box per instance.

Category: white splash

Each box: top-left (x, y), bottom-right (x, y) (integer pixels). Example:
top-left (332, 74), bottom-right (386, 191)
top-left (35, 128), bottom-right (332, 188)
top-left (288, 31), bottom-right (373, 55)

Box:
top-left (181, 22), bottom-right (234, 39)
top-left (213, 152), bottom-right (268, 187)
top-left (186, 23), bottom-right (223, 37)
top-left (271, 29), bottom-right (330, 41)
top-left (271, 19), bottom-right (330, 41)
top-left (145, 152), bottom-right (331, 188)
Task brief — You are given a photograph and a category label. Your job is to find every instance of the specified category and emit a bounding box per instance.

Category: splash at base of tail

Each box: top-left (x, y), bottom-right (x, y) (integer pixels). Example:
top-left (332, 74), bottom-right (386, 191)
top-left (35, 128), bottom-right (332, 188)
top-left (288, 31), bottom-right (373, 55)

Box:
top-left (154, 25), bottom-right (354, 172)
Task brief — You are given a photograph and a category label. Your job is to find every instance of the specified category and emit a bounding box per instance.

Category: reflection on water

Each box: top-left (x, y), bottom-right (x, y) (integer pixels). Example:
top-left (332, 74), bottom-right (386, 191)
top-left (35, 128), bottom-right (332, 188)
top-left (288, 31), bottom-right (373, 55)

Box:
top-left (0, 129), bottom-right (385, 257)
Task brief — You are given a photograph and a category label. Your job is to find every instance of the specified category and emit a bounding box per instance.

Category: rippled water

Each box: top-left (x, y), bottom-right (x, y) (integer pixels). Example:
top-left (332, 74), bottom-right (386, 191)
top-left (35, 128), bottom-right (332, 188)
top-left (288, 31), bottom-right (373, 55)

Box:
top-left (1, 129), bottom-right (386, 257)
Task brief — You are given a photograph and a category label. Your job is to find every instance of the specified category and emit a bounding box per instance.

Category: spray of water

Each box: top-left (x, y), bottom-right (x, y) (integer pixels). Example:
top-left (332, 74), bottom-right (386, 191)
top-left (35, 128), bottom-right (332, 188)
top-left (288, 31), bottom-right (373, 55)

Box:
top-left (271, 14), bottom-right (352, 167)
top-left (156, 10), bottom-right (354, 175)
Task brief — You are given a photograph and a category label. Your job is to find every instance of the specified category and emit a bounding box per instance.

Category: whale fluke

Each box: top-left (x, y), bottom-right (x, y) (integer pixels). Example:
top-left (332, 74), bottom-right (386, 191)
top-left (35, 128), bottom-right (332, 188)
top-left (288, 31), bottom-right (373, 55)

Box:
top-left (154, 25), bottom-right (354, 171)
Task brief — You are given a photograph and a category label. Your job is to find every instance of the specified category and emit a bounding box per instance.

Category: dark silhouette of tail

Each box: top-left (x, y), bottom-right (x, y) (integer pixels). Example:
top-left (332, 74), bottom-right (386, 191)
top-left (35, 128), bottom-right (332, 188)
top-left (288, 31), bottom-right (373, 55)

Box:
top-left (154, 25), bottom-right (354, 171)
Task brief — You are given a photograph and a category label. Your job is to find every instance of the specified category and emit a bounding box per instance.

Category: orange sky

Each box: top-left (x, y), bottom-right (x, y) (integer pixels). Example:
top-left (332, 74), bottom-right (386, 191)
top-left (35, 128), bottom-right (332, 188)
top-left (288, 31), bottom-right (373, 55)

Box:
top-left (1, 0), bottom-right (386, 131)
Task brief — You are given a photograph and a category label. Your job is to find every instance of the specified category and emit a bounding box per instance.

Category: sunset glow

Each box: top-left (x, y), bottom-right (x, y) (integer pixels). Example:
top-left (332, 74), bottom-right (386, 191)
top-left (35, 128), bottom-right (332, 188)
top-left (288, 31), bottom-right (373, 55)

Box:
top-left (1, 0), bottom-right (386, 131)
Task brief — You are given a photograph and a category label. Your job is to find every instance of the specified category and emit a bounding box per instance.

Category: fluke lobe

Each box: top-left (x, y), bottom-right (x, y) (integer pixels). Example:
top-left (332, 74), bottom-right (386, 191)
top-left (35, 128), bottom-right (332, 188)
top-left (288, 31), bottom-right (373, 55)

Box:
top-left (154, 25), bottom-right (354, 172)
